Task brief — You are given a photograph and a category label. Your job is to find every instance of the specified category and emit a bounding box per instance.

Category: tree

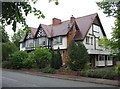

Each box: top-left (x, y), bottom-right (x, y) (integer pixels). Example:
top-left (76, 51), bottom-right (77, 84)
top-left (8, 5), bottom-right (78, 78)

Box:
top-left (57, 47), bottom-right (62, 67)
top-left (51, 47), bottom-right (62, 69)
top-left (2, 42), bottom-right (18, 61)
top-left (1, 0), bottom-right (59, 32)
top-left (0, 25), bottom-right (9, 43)
top-left (68, 40), bottom-right (89, 71)
top-left (12, 29), bottom-right (26, 47)
top-left (97, 1), bottom-right (120, 60)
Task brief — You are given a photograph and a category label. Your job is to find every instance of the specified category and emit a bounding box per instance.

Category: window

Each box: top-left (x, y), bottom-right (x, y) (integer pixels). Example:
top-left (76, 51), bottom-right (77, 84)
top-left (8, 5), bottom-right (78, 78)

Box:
top-left (22, 43), bottom-right (25, 48)
top-left (91, 37), bottom-right (93, 45)
top-left (98, 55), bottom-right (105, 61)
top-left (107, 55), bottom-right (112, 61)
top-left (26, 39), bottom-right (34, 47)
top-left (53, 36), bottom-right (62, 45)
top-left (98, 38), bottom-right (102, 46)
top-left (93, 25), bottom-right (100, 33)
top-left (86, 36), bottom-right (90, 44)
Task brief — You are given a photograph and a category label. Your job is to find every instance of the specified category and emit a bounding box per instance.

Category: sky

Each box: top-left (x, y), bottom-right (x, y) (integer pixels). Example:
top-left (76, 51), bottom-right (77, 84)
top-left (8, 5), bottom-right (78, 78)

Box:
top-left (5, 0), bottom-right (115, 40)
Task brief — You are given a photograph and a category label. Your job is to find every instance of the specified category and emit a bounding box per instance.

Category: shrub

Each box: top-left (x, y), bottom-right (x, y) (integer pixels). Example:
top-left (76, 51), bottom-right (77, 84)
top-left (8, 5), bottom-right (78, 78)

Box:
top-left (115, 64), bottom-right (120, 75)
top-left (2, 42), bottom-right (18, 61)
top-left (68, 40), bottom-right (89, 71)
top-left (22, 58), bottom-right (32, 69)
top-left (50, 47), bottom-right (62, 69)
top-left (41, 66), bottom-right (56, 74)
top-left (2, 61), bottom-right (12, 69)
top-left (77, 68), bottom-right (118, 80)
top-left (57, 47), bottom-right (62, 67)
top-left (10, 51), bottom-right (28, 69)
top-left (30, 47), bottom-right (52, 69)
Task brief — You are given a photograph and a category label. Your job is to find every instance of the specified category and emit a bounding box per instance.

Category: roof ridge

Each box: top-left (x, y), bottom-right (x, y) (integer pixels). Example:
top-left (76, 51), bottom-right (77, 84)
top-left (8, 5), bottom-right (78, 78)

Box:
top-left (75, 13), bottom-right (98, 19)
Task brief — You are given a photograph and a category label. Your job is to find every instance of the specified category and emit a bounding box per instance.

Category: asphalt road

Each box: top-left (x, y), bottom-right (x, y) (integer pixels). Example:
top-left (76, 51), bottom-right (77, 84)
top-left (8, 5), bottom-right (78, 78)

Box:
top-left (2, 70), bottom-right (115, 87)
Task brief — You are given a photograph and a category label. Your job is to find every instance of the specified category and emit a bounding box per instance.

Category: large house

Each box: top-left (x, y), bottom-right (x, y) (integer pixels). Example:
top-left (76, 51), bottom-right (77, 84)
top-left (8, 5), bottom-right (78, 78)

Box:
top-left (20, 13), bottom-right (114, 67)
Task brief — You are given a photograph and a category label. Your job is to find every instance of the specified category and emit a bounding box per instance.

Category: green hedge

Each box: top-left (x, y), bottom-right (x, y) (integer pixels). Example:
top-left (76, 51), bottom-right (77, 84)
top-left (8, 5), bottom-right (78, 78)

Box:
top-left (77, 68), bottom-right (118, 80)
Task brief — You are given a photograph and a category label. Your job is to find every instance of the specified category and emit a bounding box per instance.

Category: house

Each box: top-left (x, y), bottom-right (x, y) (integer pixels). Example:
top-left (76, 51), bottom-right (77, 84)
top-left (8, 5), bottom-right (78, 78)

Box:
top-left (20, 13), bottom-right (114, 67)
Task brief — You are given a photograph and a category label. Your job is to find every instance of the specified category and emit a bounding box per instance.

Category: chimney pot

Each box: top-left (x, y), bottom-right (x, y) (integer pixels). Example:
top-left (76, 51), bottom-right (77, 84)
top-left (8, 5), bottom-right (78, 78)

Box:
top-left (70, 15), bottom-right (75, 23)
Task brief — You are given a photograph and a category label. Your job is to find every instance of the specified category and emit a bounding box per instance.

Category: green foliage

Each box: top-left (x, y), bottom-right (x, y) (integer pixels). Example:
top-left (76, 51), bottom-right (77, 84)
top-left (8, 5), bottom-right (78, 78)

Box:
top-left (12, 29), bottom-right (26, 47)
top-left (41, 66), bottom-right (56, 74)
top-left (0, 25), bottom-right (9, 43)
top-left (10, 50), bottom-right (28, 69)
top-left (115, 64), bottom-right (120, 75)
top-left (2, 61), bottom-right (12, 69)
top-left (22, 58), bottom-right (33, 69)
top-left (78, 68), bottom-right (118, 80)
top-left (2, 42), bottom-right (18, 61)
top-left (68, 40), bottom-right (89, 71)
top-left (57, 47), bottom-right (62, 67)
top-left (1, 0), bottom-right (59, 32)
top-left (30, 47), bottom-right (52, 69)
top-left (97, 1), bottom-right (120, 60)
top-left (50, 49), bottom-right (55, 68)
top-left (50, 47), bottom-right (62, 69)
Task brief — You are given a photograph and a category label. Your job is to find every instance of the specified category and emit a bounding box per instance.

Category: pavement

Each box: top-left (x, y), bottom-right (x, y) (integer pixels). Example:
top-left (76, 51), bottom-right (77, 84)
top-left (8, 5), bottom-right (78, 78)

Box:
top-left (2, 69), bottom-right (119, 87)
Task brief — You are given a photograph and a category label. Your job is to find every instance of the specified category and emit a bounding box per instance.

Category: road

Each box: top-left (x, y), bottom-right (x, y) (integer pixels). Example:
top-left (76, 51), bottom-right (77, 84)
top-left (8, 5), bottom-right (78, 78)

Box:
top-left (2, 70), bottom-right (115, 87)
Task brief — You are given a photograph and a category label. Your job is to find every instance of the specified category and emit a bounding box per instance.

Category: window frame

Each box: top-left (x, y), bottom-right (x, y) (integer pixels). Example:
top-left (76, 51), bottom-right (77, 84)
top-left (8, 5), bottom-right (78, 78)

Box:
top-left (86, 36), bottom-right (90, 44)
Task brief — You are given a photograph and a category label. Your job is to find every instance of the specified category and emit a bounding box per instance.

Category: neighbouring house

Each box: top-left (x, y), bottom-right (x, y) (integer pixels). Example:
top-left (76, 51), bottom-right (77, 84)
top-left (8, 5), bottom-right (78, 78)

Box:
top-left (20, 13), bottom-right (115, 67)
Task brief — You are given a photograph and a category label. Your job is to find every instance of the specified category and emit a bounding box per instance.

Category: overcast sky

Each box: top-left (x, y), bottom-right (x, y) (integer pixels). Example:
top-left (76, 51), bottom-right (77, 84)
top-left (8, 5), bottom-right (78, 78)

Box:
top-left (5, 0), bottom-right (115, 39)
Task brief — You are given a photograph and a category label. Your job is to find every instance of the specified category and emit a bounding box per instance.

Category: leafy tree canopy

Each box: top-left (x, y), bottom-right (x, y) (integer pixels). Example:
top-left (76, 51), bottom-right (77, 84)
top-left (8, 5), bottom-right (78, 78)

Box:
top-left (97, 1), bottom-right (120, 60)
top-left (12, 29), bottom-right (26, 47)
top-left (1, 0), bottom-right (59, 32)
top-left (0, 25), bottom-right (9, 42)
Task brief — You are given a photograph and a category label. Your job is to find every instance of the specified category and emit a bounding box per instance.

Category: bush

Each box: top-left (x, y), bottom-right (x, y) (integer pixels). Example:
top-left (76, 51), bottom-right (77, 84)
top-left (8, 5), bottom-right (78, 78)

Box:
top-left (22, 58), bottom-right (32, 69)
top-left (2, 61), bottom-right (12, 69)
top-left (115, 64), bottom-right (120, 75)
top-left (68, 40), bottom-right (89, 71)
top-left (10, 51), bottom-right (28, 69)
top-left (77, 68), bottom-right (118, 80)
top-left (41, 66), bottom-right (56, 74)
top-left (30, 47), bottom-right (52, 69)
top-left (2, 42), bottom-right (18, 61)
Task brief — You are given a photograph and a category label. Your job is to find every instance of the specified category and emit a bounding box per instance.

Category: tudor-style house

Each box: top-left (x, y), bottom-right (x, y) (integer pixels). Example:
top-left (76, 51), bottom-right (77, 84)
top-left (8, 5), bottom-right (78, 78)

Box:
top-left (20, 13), bottom-right (114, 67)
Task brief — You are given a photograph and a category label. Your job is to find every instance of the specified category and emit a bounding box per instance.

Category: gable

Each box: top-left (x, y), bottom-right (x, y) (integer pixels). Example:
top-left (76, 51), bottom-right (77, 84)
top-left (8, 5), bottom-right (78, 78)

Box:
top-left (75, 13), bottom-right (106, 41)
top-left (93, 15), bottom-right (106, 37)
top-left (26, 31), bottom-right (33, 39)
top-left (36, 27), bottom-right (47, 38)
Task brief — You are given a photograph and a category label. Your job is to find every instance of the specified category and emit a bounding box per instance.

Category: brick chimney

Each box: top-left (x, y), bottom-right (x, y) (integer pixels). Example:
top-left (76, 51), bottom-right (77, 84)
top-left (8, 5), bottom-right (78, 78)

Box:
top-left (52, 18), bottom-right (61, 25)
top-left (70, 15), bottom-right (75, 23)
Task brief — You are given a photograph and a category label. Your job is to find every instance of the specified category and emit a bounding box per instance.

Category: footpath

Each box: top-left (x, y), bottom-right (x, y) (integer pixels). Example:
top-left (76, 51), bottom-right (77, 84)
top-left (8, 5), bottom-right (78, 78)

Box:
top-left (3, 69), bottom-right (119, 87)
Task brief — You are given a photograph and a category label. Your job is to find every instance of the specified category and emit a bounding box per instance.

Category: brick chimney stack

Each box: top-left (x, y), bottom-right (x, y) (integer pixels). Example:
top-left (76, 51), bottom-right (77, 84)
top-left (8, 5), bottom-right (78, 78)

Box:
top-left (52, 18), bottom-right (61, 25)
top-left (70, 15), bottom-right (75, 23)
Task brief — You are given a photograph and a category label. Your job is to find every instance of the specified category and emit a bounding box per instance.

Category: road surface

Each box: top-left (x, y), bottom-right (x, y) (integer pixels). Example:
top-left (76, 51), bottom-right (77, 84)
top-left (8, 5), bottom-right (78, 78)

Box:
top-left (2, 70), bottom-right (115, 87)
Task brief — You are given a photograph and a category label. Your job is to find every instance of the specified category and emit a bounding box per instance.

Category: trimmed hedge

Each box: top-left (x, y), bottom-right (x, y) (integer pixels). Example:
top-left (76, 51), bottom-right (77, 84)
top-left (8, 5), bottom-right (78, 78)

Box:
top-left (77, 68), bottom-right (118, 80)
